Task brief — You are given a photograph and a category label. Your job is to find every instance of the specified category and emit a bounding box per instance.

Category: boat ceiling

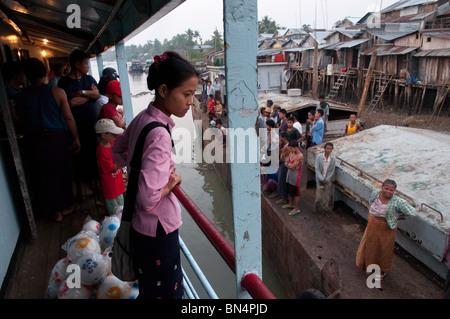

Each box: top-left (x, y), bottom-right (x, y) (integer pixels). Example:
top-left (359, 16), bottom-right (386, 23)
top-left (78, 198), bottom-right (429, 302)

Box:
top-left (0, 0), bottom-right (185, 57)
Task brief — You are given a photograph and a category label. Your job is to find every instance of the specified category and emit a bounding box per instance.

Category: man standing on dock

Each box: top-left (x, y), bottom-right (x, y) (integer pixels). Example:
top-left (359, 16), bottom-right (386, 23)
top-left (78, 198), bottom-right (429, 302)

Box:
top-left (316, 95), bottom-right (329, 133)
top-left (310, 109), bottom-right (325, 147)
top-left (313, 142), bottom-right (335, 215)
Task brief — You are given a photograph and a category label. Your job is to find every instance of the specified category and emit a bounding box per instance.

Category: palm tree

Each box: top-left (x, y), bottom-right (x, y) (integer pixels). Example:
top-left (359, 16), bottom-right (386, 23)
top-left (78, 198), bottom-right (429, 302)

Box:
top-left (258, 16), bottom-right (284, 34)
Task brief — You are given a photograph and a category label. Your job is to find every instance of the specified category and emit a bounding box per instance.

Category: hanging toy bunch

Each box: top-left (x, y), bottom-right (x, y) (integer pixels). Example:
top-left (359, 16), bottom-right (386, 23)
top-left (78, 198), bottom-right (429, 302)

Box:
top-left (45, 207), bottom-right (139, 299)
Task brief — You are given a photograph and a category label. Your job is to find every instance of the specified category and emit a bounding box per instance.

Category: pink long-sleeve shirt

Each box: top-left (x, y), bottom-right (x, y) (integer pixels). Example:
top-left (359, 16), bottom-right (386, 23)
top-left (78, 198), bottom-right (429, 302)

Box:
top-left (112, 103), bottom-right (181, 237)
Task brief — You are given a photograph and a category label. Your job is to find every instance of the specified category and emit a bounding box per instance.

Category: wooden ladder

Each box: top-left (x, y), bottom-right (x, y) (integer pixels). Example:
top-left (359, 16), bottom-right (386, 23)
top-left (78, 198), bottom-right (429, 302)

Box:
top-left (367, 75), bottom-right (393, 112)
top-left (328, 72), bottom-right (347, 100)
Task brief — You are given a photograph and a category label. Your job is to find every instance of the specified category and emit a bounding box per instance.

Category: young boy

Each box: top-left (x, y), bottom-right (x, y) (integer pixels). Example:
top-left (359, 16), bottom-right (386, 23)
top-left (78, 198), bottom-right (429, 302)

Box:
top-left (207, 94), bottom-right (216, 116)
top-left (344, 113), bottom-right (363, 136)
top-left (97, 80), bottom-right (126, 129)
top-left (95, 118), bottom-right (126, 215)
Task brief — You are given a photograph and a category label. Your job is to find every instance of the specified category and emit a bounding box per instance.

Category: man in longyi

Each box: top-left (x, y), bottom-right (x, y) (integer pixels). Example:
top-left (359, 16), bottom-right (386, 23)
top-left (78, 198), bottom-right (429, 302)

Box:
top-left (356, 179), bottom-right (416, 280)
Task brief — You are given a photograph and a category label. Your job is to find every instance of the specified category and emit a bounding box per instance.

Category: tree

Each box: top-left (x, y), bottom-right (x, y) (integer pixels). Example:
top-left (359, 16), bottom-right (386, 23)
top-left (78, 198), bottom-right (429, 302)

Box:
top-left (258, 15), bottom-right (285, 34)
top-left (204, 28), bottom-right (224, 51)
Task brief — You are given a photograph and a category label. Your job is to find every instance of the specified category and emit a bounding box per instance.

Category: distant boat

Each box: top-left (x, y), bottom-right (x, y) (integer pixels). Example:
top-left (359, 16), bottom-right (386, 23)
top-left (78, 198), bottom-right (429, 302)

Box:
top-left (129, 59), bottom-right (145, 73)
top-left (144, 59), bottom-right (153, 72)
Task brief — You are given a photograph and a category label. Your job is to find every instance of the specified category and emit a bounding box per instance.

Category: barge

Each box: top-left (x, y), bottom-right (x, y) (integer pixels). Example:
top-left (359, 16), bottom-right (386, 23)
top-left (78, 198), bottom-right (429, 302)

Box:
top-left (306, 125), bottom-right (450, 280)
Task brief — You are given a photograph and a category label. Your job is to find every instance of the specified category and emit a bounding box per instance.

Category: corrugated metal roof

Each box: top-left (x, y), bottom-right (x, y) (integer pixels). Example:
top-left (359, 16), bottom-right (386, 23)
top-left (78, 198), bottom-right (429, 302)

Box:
top-left (361, 45), bottom-right (420, 56)
top-left (422, 30), bottom-right (450, 40)
top-left (414, 49), bottom-right (450, 57)
top-left (324, 28), bottom-right (364, 40)
top-left (300, 43), bottom-right (334, 51)
top-left (329, 38), bottom-right (371, 49)
top-left (382, 0), bottom-right (440, 13)
top-left (257, 48), bottom-right (282, 57)
top-left (369, 30), bottom-right (418, 41)
top-left (384, 10), bottom-right (435, 23)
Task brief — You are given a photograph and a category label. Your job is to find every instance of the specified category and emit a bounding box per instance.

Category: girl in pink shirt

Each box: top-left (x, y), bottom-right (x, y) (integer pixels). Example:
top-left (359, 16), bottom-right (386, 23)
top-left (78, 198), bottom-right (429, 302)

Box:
top-left (112, 51), bottom-right (198, 299)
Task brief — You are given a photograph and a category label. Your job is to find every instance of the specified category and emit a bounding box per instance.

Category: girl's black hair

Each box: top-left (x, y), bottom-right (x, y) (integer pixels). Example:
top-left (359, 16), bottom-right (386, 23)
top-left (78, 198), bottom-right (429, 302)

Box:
top-left (147, 51), bottom-right (199, 94)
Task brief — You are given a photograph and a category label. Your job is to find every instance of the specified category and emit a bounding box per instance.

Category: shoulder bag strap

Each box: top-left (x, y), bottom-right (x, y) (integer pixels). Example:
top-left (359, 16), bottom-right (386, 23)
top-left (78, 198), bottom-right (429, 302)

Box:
top-left (122, 121), bottom-right (173, 221)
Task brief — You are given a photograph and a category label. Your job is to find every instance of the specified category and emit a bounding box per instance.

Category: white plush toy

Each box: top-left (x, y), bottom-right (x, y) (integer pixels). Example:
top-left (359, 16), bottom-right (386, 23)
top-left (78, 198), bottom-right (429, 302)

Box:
top-left (75, 253), bottom-right (109, 286)
top-left (46, 257), bottom-right (72, 299)
top-left (82, 215), bottom-right (101, 235)
top-left (57, 279), bottom-right (94, 299)
top-left (99, 216), bottom-right (121, 250)
top-left (97, 274), bottom-right (132, 299)
top-left (63, 231), bottom-right (101, 263)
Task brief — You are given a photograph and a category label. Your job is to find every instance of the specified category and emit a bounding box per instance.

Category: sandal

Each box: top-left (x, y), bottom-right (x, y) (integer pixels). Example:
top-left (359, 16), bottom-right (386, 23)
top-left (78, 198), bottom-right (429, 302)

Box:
top-left (282, 204), bottom-right (294, 209)
top-left (289, 210), bottom-right (301, 216)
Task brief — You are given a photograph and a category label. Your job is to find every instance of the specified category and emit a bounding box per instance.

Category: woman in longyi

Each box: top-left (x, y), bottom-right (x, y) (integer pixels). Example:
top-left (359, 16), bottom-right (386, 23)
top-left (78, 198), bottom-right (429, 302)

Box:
top-left (356, 179), bottom-right (417, 279)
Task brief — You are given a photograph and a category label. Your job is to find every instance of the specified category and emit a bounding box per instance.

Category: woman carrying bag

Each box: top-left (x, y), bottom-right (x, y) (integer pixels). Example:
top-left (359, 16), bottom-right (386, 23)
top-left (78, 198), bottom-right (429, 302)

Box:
top-left (112, 51), bottom-right (199, 299)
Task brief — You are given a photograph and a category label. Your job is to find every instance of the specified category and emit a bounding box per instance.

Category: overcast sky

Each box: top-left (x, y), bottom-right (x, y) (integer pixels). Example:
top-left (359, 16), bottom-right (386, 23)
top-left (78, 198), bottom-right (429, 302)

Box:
top-left (125, 0), bottom-right (399, 46)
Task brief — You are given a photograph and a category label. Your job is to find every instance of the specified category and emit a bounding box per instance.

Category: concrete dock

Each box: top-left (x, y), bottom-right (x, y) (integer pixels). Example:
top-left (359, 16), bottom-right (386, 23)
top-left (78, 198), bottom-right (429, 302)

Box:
top-left (192, 103), bottom-right (446, 299)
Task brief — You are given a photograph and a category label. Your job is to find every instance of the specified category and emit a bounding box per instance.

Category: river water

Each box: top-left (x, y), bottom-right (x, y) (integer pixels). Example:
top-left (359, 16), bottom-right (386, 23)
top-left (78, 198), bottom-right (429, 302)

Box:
top-left (90, 60), bottom-right (288, 299)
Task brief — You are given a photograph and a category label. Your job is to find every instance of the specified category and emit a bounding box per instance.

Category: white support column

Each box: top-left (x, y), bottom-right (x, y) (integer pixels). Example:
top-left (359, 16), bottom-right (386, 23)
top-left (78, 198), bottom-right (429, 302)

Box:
top-left (96, 54), bottom-right (104, 79)
top-left (115, 41), bottom-right (134, 126)
top-left (223, 0), bottom-right (261, 299)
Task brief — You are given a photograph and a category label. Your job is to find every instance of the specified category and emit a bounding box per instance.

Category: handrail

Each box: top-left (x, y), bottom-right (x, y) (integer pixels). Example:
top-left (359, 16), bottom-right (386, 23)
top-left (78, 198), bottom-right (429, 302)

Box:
top-left (173, 185), bottom-right (276, 299)
top-left (173, 185), bottom-right (236, 273)
top-left (241, 273), bottom-right (277, 299)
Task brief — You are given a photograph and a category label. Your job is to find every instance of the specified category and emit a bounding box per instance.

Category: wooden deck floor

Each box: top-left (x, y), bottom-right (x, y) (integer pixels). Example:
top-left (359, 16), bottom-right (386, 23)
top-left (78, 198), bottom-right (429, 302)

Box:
top-left (2, 186), bottom-right (107, 299)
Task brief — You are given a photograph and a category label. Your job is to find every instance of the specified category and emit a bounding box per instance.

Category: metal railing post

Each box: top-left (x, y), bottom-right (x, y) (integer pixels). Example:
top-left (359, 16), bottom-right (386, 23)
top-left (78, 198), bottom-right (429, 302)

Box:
top-left (224, 0), bottom-right (262, 299)
top-left (96, 53), bottom-right (104, 79)
top-left (115, 41), bottom-right (134, 127)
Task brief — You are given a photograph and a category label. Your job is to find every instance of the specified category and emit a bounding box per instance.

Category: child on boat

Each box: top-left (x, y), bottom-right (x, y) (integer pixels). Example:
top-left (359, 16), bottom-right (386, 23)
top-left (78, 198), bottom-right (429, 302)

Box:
top-left (95, 119), bottom-right (126, 215)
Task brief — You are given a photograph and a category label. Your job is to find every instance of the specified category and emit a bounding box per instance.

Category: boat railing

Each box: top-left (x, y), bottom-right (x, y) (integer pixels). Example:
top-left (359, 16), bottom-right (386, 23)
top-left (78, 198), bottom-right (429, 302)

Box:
top-left (173, 185), bottom-right (276, 299)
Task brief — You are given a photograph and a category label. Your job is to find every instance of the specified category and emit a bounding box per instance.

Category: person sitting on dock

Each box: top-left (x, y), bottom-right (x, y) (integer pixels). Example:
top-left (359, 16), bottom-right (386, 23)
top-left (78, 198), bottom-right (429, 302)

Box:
top-left (356, 179), bottom-right (417, 281)
top-left (310, 109), bottom-right (325, 147)
top-left (316, 95), bottom-right (329, 133)
top-left (282, 139), bottom-right (303, 215)
top-left (344, 113), bottom-right (363, 136)
top-left (313, 142), bottom-right (335, 215)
